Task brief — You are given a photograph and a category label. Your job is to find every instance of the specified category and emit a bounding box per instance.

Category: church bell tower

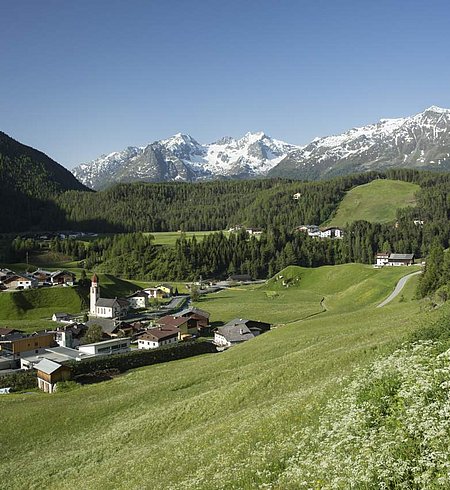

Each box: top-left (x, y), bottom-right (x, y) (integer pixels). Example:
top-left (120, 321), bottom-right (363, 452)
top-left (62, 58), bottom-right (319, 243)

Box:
top-left (90, 273), bottom-right (99, 315)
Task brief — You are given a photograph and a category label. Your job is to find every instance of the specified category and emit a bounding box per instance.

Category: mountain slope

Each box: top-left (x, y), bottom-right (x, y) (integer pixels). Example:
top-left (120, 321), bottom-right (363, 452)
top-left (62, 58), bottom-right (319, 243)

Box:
top-left (0, 131), bottom-right (88, 196)
top-left (72, 132), bottom-right (299, 189)
top-left (0, 131), bottom-right (89, 231)
top-left (269, 106), bottom-right (450, 179)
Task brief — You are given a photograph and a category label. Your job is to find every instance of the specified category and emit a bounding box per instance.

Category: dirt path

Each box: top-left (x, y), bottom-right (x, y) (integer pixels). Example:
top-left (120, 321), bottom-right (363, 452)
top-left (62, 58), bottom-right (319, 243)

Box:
top-left (376, 270), bottom-right (422, 308)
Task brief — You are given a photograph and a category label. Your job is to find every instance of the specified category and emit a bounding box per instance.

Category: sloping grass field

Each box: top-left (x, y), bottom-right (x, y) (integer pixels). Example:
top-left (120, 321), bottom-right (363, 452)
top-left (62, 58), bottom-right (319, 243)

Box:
top-left (326, 179), bottom-right (419, 227)
top-left (0, 287), bottom-right (84, 321)
top-left (0, 263), bottom-right (432, 489)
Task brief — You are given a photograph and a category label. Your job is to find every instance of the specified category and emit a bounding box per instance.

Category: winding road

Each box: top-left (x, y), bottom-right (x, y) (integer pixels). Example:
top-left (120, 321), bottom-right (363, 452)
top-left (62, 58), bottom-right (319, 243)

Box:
top-left (376, 270), bottom-right (422, 308)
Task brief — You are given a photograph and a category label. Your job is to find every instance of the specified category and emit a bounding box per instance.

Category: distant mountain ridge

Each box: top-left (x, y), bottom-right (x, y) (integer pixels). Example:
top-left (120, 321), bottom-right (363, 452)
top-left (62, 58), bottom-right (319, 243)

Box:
top-left (72, 106), bottom-right (450, 188)
top-left (269, 106), bottom-right (450, 179)
top-left (72, 132), bottom-right (299, 189)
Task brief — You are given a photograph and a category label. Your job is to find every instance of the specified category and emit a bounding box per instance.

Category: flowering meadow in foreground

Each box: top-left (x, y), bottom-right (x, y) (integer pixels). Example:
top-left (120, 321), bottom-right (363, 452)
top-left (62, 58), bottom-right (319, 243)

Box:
top-left (276, 340), bottom-right (450, 489)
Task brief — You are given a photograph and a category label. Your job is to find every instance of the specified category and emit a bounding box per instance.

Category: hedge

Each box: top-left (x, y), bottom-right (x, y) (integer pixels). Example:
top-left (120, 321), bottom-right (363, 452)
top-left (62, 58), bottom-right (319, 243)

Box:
top-left (0, 370), bottom-right (37, 392)
top-left (68, 340), bottom-right (217, 376)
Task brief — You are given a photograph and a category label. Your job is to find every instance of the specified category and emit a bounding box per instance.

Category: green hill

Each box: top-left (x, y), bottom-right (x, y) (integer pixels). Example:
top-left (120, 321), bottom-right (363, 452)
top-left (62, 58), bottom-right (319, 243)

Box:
top-left (0, 263), bottom-right (431, 489)
top-left (0, 287), bottom-right (84, 321)
top-left (325, 179), bottom-right (419, 227)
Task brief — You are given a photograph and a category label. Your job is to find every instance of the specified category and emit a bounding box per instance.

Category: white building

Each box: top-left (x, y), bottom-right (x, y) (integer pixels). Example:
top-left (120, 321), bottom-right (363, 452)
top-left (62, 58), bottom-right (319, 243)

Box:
top-left (376, 253), bottom-right (390, 266)
top-left (79, 338), bottom-right (131, 356)
top-left (128, 291), bottom-right (149, 309)
top-left (137, 327), bottom-right (180, 349)
top-left (375, 253), bottom-right (415, 267)
top-left (320, 227), bottom-right (344, 239)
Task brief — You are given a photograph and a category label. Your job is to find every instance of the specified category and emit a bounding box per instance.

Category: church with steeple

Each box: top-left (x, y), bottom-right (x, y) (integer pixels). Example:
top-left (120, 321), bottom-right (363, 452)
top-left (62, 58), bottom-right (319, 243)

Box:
top-left (90, 274), bottom-right (129, 319)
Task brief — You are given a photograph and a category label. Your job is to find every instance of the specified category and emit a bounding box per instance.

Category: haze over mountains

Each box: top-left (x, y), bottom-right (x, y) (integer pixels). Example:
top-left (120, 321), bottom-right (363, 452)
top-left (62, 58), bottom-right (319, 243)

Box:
top-left (71, 106), bottom-right (450, 189)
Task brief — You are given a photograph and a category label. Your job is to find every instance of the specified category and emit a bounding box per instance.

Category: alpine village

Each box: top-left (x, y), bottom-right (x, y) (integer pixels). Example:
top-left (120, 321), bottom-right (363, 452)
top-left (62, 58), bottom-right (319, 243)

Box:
top-left (2, 3), bottom-right (450, 489)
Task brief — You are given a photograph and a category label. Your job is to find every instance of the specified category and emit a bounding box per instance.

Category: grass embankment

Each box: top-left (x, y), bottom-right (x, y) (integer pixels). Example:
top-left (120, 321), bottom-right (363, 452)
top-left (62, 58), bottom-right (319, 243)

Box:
top-left (0, 263), bottom-right (429, 489)
top-left (0, 288), bottom-right (84, 322)
top-left (325, 179), bottom-right (419, 227)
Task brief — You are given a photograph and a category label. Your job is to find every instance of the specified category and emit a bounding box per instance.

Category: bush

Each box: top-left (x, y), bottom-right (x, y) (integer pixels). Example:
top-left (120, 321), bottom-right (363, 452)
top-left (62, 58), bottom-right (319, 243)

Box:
top-left (68, 340), bottom-right (217, 376)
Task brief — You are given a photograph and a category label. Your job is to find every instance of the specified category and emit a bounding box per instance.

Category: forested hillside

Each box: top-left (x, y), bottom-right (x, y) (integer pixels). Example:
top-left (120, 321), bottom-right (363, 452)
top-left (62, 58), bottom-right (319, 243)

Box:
top-left (55, 169), bottom-right (447, 232)
top-left (0, 132), bottom-right (89, 231)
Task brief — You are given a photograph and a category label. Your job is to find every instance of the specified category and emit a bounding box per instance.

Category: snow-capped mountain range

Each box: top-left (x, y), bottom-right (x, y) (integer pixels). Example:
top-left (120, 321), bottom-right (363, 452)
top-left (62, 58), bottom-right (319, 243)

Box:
top-left (72, 132), bottom-right (299, 189)
top-left (269, 105), bottom-right (450, 179)
top-left (72, 106), bottom-right (450, 189)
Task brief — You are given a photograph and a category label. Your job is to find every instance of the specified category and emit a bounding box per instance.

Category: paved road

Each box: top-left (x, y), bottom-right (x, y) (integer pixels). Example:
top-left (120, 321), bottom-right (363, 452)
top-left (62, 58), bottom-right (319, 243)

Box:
top-left (377, 270), bottom-right (422, 308)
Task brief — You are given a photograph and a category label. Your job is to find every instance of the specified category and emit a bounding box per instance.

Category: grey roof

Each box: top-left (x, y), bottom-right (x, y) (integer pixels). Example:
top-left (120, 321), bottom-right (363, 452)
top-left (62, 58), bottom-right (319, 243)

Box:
top-left (389, 253), bottom-right (414, 260)
top-left (81, 337), bottom-right (130, 348)
top-left (95, 298), bottom-right (119, 308)
top-left (174, 307), bottom-right (210, 319)
top-left (86, 318), bottom-right (118, 335)
top-left (51, 270), bottom-right (75, 278)
top-left (34, 358), bottom-right (64, 374)
top-left (216, 323), bottom-right (255, 343)
top-left (129, 291), bottom-right (148, 298)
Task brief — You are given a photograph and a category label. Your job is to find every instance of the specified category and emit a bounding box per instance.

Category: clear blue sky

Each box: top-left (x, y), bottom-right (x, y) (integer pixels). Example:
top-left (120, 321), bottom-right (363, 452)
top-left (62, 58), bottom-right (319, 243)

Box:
top-left (2, 0), bottom-right (450, 168)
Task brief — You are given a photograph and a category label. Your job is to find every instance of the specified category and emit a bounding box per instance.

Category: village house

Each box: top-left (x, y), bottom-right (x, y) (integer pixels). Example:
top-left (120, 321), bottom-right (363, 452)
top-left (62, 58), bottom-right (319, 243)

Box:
top-left (320, 227), bottom-right (344, 239)
top-left (155, 315), bottom-right (197, 339)
top-left (245, 227), bottom-right (263, 236)
top-left (0, 327), bottom-right (24, 340)
top-left (52, 312), bottom-right (77, 323)
top-left (295, 225), bottom-right (321, 237)
top-left (214, 319), bottom-right (271, 348)
top-left (34, 359), bottom-right (72, 393)
top-left (0, 268), bottom-right (14, 282)
top-left (173, 307), bottom-right (211, 334)
top-left (0, 331), bottom-right (55, 361)
top-left (78, 337), bottom-right (131, 356)
top-left (137, 326), bottom-right (180, 349)
top-left (50, 270), bottom-right (76, 286)
top-left (32, 269), bottom-right (53, 285)
top-left (155, 283), bottom-right (174, 296)
top-left (1, 273), bottom-right (38, 290)
top-left (375, 253), bottom-right (415, 267)
top-left (85, 318), bottom-right (138, 339)
top-left (128, 290), bottom-right (149, 309)
top-left (143, 287), bottom-right (166, 300)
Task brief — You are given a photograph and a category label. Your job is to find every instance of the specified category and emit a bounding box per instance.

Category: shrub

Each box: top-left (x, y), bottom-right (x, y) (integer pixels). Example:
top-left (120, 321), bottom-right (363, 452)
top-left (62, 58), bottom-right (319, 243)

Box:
top-left (0, 370), bottom-right (37, 392)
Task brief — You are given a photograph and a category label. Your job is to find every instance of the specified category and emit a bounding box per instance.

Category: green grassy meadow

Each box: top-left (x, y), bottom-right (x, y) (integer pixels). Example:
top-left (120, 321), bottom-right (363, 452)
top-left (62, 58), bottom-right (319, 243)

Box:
top-left (147, 230), bottom-right (228, 246)
top-left (326, 179), bottom-right (419, 227)
top-left (0, 263), bottom-right (431, 489)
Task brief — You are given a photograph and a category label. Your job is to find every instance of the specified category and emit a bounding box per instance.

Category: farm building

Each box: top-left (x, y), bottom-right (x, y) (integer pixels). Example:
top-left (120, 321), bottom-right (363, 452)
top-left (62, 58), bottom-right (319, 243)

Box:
top-left (34, 359), bottom-right (71, 393)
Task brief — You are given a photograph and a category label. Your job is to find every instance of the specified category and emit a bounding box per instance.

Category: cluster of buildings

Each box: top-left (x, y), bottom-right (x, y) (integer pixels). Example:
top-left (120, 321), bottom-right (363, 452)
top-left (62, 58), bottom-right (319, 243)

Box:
top-left (0, 273), bottom-right (272, 393)
top-left (19, 231), bottom-right (98, 241)
top-left (295, 225), bottom-right (344, 239)
top-left (0, 268), bottom-right (75, 291)
top-left (227, 225), bottom-right (263, 236)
